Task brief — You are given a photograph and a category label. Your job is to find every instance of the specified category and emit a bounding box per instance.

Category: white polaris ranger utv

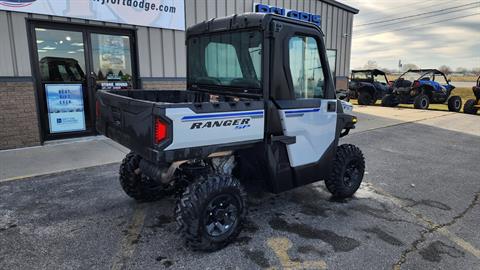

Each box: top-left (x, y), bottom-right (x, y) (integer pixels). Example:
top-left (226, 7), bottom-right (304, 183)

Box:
top-left (96, 13), bottom-right (364, 251)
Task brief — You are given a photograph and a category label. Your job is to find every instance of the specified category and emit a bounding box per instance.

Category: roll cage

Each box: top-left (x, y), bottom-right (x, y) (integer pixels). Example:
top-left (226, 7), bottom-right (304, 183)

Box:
top-left (351, 69), bottom-right (388, 84)
top-left (397, 69), bottom-right (450, 85)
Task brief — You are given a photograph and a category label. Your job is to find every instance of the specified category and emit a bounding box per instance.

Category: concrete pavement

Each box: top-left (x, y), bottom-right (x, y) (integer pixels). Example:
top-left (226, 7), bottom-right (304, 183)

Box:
top-left (1, 105), bottom-right (477, 182)
top-left (0, 136), bottom-right (128, 182)
top-left (0, 106), bottom-right (479, 270)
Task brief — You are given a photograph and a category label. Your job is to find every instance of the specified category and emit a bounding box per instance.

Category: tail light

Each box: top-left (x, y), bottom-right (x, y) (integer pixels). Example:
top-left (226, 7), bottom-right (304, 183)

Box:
top-left (413, 81), bottom-right (421, 88)
top-left (154, 118), bottom-right (168, 144)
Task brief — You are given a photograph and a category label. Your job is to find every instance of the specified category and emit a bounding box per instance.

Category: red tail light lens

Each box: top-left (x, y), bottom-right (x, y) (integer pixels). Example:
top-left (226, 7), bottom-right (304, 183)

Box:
top-left (154, 118), bottom-right (167, 144)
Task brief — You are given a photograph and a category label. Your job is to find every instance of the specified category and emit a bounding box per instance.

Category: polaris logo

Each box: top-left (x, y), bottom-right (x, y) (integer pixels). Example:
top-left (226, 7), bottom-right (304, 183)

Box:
top-left (190, 118), bottom-right (251, 129)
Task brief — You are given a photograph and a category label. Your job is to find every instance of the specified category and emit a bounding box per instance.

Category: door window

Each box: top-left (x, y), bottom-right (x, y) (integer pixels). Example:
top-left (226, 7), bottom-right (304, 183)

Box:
top-left (288, 36), bottom-right (324, 99)
top-left (326, 49), bottom-right (336, 81)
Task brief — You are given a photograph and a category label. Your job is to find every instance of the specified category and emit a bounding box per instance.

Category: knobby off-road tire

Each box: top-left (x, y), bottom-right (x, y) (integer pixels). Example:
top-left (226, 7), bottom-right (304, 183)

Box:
top-left (175, 174), bottom-right (247, 251)
top-left (381, 94), bottom-right (399, 107)
top-left (325, 144), bottom-right (365, 198)
top-left (413, 94), bottom-right (430, 110)
top-left (463, 99), bottom-right (478, 114)
top-left (358, 91), bottom-right (374, 105)
top-left (119, 152), bottom-right (170, 202)
top-left (447, 96), bottom-right (462, 112)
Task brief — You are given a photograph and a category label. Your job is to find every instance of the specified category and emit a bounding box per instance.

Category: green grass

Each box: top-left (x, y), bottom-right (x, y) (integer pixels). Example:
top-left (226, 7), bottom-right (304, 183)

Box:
top-left (351, 87), bottom-right (476, 113)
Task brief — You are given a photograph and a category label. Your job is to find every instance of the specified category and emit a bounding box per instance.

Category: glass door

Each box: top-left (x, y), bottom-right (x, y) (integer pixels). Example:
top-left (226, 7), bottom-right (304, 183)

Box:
top-left (35, 28), bottom-right (91, 137)
top-left (90, 33), bottom-right (134, 91)
top-left (30, 22), bottom-right (137, 142)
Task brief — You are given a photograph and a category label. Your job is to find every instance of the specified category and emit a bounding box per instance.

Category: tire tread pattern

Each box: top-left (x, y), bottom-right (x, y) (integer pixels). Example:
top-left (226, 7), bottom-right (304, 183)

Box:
top-left (325, 144), bottom-right (365, 198)
top-left (175, 175), bottom-right (247, 251)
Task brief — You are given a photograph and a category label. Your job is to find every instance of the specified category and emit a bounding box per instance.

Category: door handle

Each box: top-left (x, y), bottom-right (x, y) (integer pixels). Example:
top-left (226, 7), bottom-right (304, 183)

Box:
top-left (269, 135), bottom-right (296, 145)
top-left (327, 101), bottom-right (337, 112)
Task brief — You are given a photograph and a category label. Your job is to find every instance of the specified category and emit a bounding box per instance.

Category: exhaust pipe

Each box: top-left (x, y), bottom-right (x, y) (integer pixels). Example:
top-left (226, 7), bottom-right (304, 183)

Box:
top-left (138, 159), bottom-right (185, 184)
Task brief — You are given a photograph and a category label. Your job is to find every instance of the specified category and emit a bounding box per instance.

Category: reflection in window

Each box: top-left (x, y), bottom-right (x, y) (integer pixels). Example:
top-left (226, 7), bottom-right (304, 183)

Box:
top-left (205, 42), bottom-right (242, 79)
top-left (91, 34), bottom-right (133, 88)
top-left (289, 36), bottom-right (324, 99)
top-left (327, 49), bottom-right (336, 80)
top-left (188, 31), bottom-right (262, 90)
top-left (35, 28), bottom-right (86, 82)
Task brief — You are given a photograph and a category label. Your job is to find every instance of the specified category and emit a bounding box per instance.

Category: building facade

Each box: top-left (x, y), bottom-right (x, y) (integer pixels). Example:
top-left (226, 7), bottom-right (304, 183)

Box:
top-left (0, 0), bottom-right (358, 150)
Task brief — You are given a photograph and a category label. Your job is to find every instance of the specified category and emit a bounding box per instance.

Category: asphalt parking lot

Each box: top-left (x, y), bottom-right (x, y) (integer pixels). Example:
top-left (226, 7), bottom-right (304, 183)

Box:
top-left (1, 107), bottom-right (479, 270)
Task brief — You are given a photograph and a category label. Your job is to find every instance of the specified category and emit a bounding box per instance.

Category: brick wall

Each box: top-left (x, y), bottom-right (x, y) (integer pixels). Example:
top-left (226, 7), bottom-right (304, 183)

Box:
top-left (0, 80), bottom-right (41, 150)
top-left (141, 79), bottom-right (186, 90)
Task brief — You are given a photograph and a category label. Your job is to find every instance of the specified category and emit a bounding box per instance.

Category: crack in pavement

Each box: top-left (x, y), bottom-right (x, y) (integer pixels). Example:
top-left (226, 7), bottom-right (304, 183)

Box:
top-left (390, 191), bottom-right (480, 270)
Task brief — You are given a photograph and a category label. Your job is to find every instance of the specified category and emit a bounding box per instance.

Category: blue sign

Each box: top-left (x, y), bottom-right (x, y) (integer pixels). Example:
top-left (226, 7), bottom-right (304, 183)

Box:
top-left (254, 3), bottom-right (321, 26)
top-left (45, 84), bottom-right (86, 133)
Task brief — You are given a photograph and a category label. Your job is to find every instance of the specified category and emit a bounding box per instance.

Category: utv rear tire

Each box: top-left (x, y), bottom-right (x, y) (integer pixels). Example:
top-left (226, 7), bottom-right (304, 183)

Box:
top-left (447, 96), bottom-right (462, 112)
top-left (381, 94), bottom-right (399, 107)
top-left (119, 152), bottom-right (170, 202)
top-left (325, 144), bottom-right (365, 198)
top-left (358, 92), bottom-right (374, 105)
top-left (175, 174), bottom-right (247, 251)
top-left (413, 94), bottom-right (430, 110)
top-left (463, 99), bottom-right (478, 114)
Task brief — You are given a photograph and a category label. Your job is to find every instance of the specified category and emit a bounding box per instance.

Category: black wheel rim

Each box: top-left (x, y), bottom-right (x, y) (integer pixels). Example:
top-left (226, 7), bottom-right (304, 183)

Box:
top-left (204, 194), bottom-right (239, 237)
top-left (343, 160), bottom-right (361, 187)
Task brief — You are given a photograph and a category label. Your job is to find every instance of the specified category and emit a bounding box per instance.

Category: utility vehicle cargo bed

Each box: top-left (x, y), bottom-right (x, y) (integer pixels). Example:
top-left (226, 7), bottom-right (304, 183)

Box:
top-left (96, 90), bottom-right (265, 163)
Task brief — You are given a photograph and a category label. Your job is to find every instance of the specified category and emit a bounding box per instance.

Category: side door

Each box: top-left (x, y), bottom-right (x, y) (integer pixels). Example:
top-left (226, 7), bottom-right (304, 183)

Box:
top-left (280, 35), bottom-right (337, 166)
top-left (268, 20), bottom-right (339, 187)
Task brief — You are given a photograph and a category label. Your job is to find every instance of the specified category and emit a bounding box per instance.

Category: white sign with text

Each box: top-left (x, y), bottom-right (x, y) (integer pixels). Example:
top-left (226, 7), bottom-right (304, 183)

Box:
top-left (0, 0), bottom-right (185, 30)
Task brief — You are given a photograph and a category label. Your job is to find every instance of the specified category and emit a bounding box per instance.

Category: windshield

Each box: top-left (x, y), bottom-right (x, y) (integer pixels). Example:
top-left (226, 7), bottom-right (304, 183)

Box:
top-left (352, 72), bottom-right (371, 80)
top-left (400, 71), bottom-right (422, 81)
top-left (187, 30), bottom-right (262, 91)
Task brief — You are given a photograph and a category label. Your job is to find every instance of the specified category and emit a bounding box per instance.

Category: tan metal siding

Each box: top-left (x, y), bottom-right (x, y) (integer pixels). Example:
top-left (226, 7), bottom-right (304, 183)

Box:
top-left (0, 0), bottom-right (355, 78)
top-left (0, 12), bottom-right (14, 76)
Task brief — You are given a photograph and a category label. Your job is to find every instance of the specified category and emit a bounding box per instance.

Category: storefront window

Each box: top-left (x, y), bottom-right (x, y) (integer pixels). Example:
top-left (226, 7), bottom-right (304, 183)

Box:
top-left (91, 34), bottom-right (133, 90)
top-left (36, 29), bottom-right (86, 82)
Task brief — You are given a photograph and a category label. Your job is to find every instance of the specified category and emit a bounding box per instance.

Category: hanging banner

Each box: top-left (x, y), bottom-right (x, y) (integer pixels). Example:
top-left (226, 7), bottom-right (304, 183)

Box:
top-left (0, 0), bottom-right (185, 30)
top-left (45, 84), bottom-right (86, 133)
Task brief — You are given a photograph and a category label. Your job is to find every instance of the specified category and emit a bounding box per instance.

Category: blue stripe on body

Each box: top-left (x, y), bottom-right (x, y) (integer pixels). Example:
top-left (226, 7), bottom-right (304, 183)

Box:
top-left (284, 108), bottom-right (320, 114)
top-left (181, 111), bottom-right (264, 121)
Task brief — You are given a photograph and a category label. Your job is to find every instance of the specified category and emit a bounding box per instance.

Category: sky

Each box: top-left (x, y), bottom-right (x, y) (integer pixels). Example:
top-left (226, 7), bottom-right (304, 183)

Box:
top-left (337, 0), bottom-right (480, 71)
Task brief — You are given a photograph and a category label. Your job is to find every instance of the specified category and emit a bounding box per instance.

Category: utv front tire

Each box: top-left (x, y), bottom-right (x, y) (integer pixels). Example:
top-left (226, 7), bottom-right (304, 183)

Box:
top-left (413, 94), bottom-right (430, 110)
top-left (325, 144), bottom-right (365, 198)
top-left (463, 99), bottom-right (478, 114)
top-left (175, 174), bottom-right (247, 251)
top-left (447, 96), bottom-right (462, 112)
top-left (381, 94), bottom-right (399, 107)
top-left (358, 92), bottom-right (374, 105)
top-left (119, 152), bottom-right (169, 202)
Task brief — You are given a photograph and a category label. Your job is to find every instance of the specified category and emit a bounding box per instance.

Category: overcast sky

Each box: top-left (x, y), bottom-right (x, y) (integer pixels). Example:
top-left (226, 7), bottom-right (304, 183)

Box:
top-left (338, 0), bottom-right (480, 71)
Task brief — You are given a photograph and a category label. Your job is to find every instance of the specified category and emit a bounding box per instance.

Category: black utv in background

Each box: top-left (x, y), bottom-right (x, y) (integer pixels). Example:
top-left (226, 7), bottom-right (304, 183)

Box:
top-left (463, 75), bottom-right (480, 115)
top-left (348, 69), bottom-right (391, 105)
